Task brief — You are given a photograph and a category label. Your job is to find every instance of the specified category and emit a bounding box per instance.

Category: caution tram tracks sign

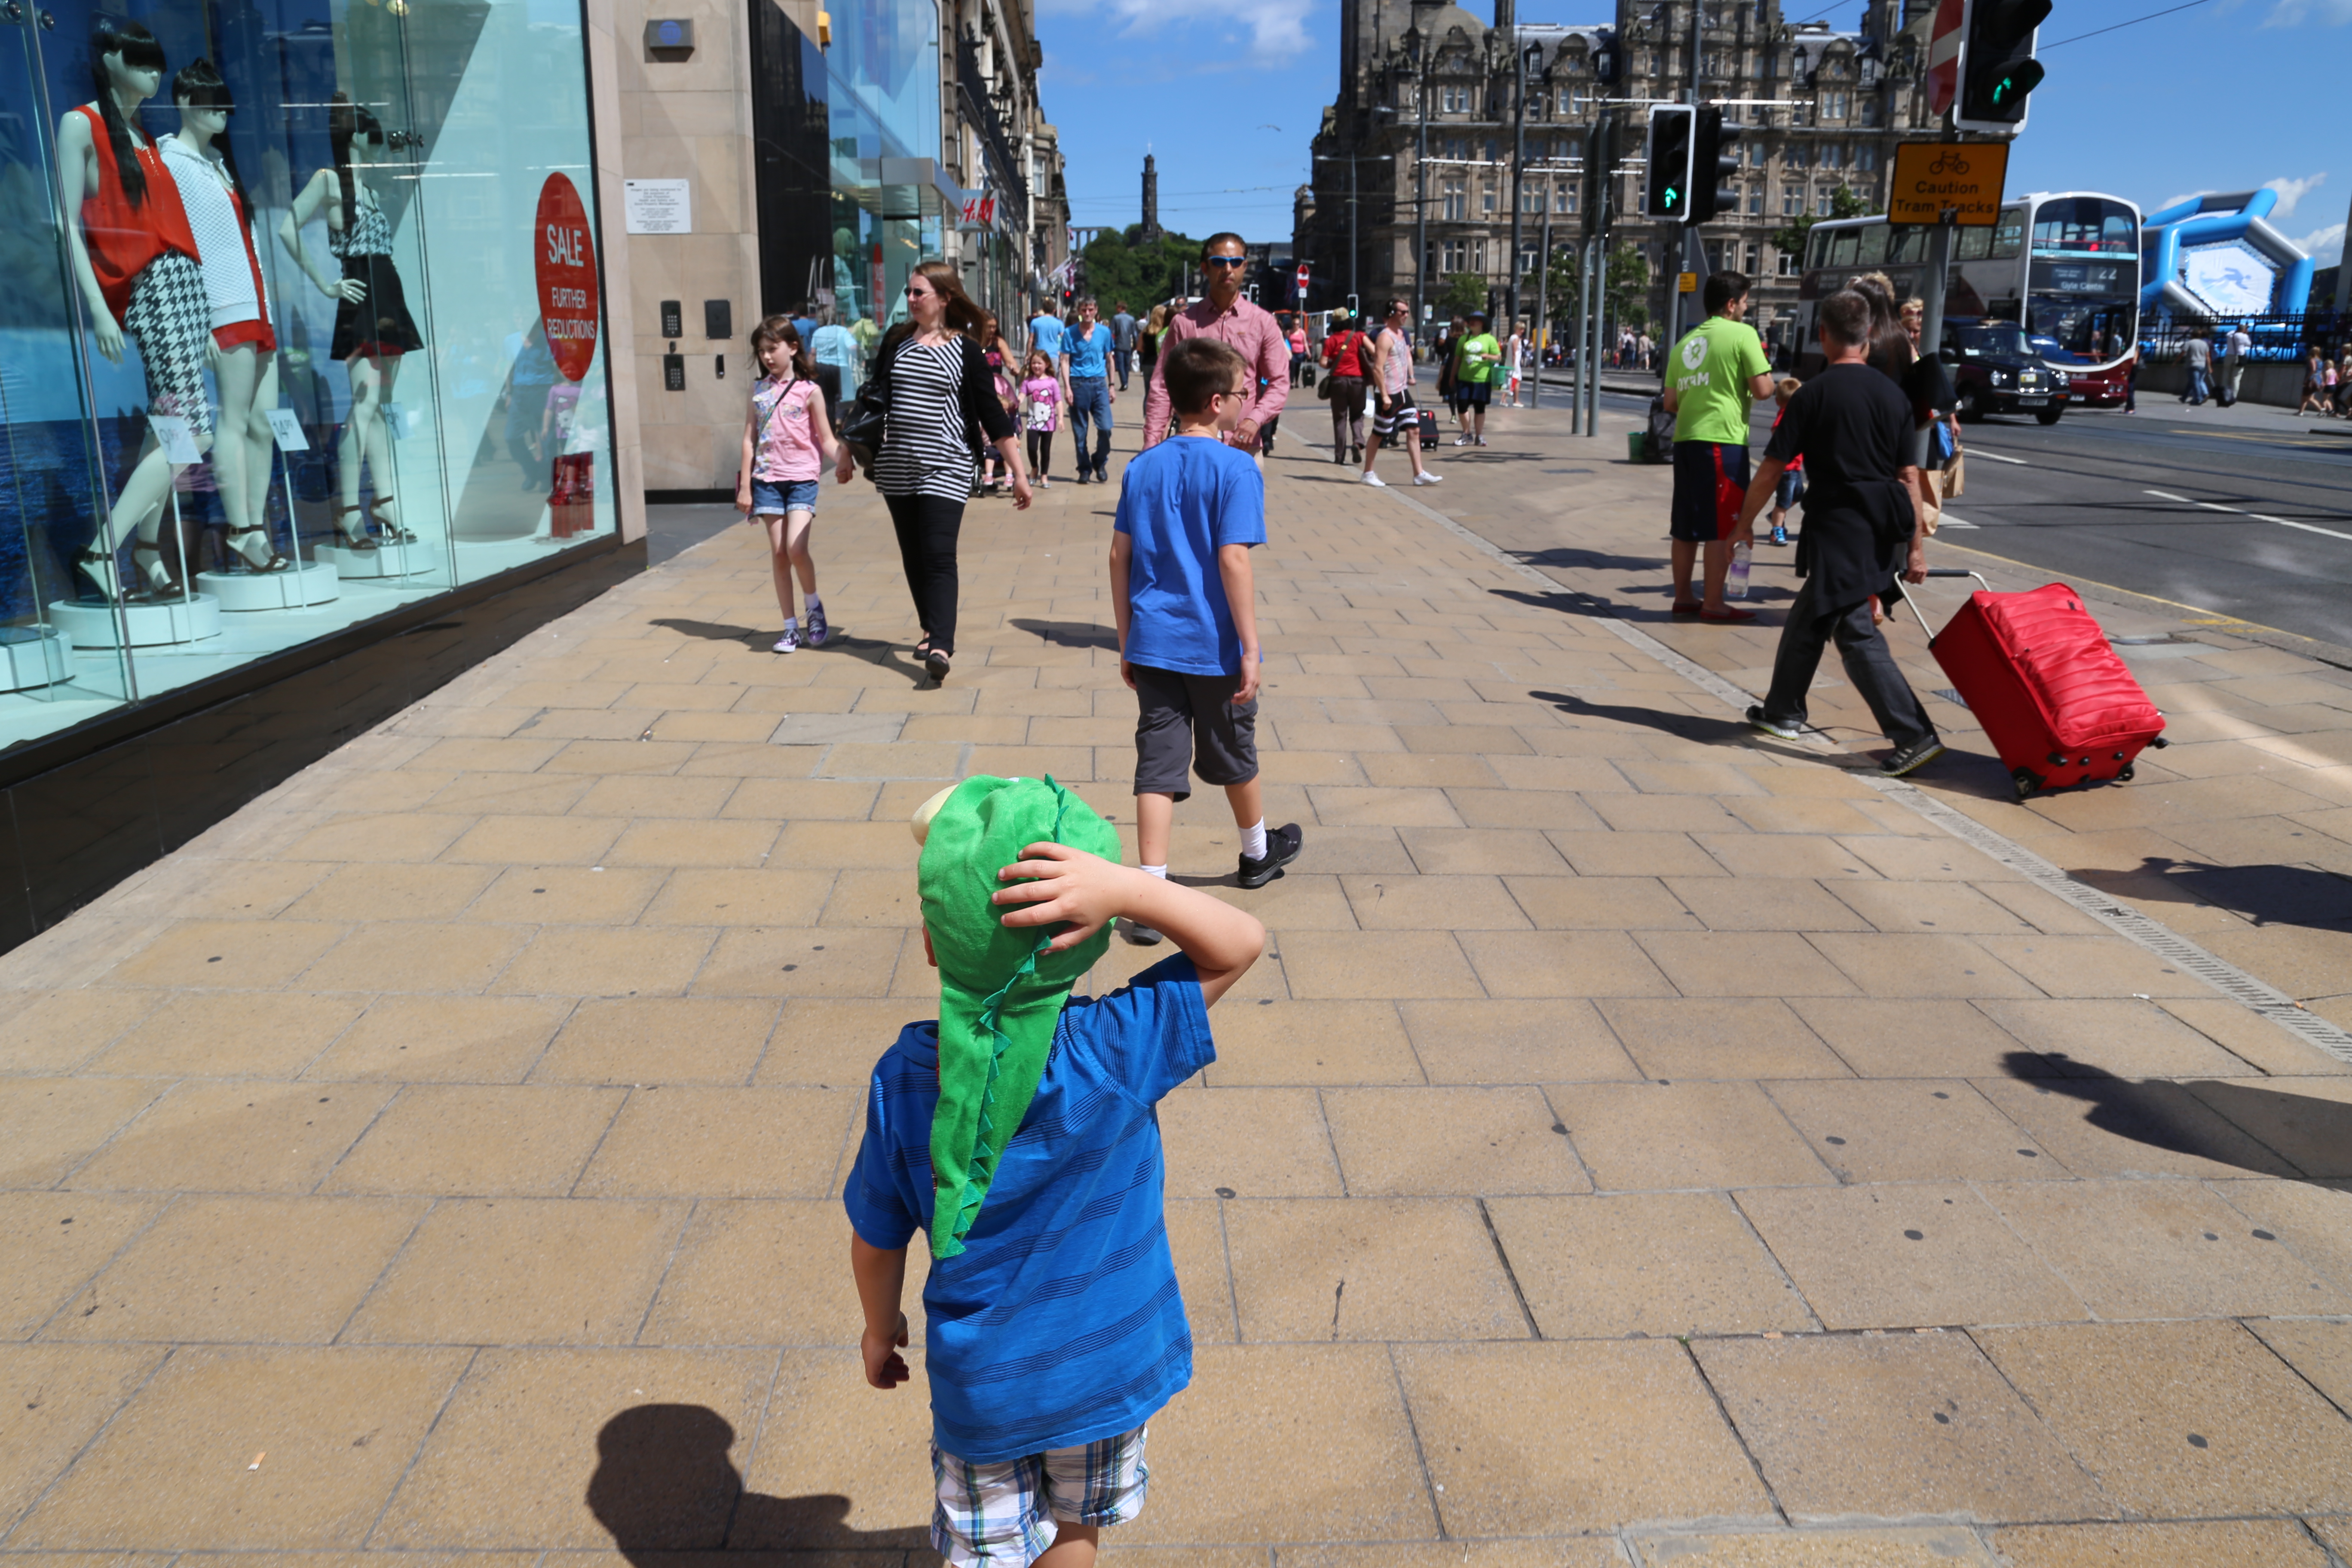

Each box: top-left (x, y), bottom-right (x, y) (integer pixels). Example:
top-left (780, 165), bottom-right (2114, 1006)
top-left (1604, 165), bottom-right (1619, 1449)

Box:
top-left (1889, 141), bottom-right (2011, 227)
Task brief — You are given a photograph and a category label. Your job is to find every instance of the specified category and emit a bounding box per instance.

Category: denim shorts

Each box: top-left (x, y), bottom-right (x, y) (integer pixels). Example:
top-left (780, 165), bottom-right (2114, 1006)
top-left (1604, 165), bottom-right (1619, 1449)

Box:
top-left (750, 477), bottom-right (820, 515)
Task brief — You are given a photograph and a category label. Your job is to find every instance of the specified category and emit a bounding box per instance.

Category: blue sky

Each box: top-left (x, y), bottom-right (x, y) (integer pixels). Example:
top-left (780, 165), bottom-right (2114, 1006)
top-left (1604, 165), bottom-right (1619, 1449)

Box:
top-left (1033, 0), bottom-right (2348, 268)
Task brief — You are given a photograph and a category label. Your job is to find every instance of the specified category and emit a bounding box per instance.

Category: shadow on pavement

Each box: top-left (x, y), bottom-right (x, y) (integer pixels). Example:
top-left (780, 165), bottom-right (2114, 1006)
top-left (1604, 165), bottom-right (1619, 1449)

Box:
top-left (1008, 618), bottom-right (1118, 649)
top-left (2131, 857), bottom-right (2352, 935)
top-left (2000, 1051), bottom-right (2352, 1180)
top-left (1530, 689), bottom-right (1754, 746)
top-left (649, 619), bottom-right (933, 689)
top-left (588, 1404), bottom-right (930, 1554)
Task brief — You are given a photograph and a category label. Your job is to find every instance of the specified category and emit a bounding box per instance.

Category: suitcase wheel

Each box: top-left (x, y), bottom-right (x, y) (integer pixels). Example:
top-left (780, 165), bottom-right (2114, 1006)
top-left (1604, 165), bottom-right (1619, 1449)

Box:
top-left (2119, 763), bottom-right (2135, 782)
top-left (2012, 769), bottom-right (2043, 801)
top-left (2150, 735), bottom-right (2169, 749)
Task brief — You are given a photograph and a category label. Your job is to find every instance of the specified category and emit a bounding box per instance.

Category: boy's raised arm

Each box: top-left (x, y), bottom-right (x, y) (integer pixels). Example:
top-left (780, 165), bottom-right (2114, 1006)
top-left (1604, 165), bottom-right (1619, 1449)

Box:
top-left (993, 845), bottom-right (1264, 1006)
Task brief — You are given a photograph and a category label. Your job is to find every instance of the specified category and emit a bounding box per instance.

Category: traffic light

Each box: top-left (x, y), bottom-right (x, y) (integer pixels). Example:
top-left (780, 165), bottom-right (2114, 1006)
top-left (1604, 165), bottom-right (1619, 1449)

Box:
top-left (1688, 107), bottom-right (1740, 225)
top-left (1643, 104), bottom-right (1695, 222)
top-left (1955, 0), bottom-right (2049, 133)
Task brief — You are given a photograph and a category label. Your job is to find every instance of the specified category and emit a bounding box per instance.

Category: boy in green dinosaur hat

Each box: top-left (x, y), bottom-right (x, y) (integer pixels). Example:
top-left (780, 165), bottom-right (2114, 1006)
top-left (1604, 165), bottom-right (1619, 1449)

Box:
top-left (844, 774), bottom-right (1264, 1568)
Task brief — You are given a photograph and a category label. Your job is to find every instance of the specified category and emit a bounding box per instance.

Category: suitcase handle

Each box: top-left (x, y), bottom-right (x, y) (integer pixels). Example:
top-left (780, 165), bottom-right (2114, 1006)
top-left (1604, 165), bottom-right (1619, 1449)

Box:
top-left (1896, 569), bottom-right (1992, 641)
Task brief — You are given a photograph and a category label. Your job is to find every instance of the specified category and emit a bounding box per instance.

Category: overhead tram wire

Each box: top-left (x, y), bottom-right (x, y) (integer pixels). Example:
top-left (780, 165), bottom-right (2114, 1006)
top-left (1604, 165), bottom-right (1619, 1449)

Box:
top-left (2037, 0), bottom-right (2220, 49)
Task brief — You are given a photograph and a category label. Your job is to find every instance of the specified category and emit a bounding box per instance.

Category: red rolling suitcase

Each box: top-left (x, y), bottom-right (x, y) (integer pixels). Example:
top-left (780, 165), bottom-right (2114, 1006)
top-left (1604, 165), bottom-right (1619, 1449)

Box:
top-left (1900, 572), bottom-right (2167, 801)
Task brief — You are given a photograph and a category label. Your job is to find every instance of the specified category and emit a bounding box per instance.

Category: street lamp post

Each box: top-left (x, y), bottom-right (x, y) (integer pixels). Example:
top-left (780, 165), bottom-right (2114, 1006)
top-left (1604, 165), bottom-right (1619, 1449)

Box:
top-left (1315, 152), bottom-right (1393, 315)
top-left (1406, 25), bottom-right (1431, 351)
top-left (1508, 37), bottom-right (1538, 348)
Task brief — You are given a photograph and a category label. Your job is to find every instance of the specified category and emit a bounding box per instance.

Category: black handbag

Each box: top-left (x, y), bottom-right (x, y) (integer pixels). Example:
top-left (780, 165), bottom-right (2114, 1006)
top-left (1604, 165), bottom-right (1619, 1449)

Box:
top-left (837, 389), bottom-right (886, 479)
top-left (836, 339), bottom-right (891, 479)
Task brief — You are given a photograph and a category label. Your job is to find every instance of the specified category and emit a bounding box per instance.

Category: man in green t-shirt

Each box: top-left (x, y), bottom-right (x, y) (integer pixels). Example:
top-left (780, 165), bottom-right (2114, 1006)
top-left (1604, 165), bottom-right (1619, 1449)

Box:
top-left (1661, 272), bottom-right (1776, 621)
top-left (1451, 310), bottom-right (1501, 447)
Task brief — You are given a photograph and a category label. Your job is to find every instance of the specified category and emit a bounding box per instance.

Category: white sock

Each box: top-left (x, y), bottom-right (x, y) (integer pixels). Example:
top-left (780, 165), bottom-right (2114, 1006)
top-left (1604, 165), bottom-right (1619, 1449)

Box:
top-left (1240, 820), bottom-right (1268, 861)
top-left (804, 594), bottom-right (821, 612)
top-left (783, 617), bottom-right (798, 631)
top-left (1140, 864), bottom-right (1168, 879)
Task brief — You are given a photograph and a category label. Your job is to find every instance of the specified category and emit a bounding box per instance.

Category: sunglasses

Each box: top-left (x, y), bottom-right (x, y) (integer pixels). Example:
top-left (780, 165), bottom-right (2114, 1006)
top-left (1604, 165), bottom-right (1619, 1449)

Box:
top-left (1203, 256), bottom-right (1250, 270)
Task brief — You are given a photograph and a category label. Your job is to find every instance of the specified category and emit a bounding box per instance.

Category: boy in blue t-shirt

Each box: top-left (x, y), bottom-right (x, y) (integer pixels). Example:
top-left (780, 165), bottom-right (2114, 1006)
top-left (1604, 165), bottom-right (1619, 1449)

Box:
top-left (845, 775), bottom-right (1265, 1568)
top-left (1108, 336), bottom-right (1305, 943)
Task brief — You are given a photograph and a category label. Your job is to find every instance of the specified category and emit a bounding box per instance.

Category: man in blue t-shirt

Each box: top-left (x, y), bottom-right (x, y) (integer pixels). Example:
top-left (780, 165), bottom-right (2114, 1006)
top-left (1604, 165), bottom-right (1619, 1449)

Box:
top-left (845, 777), bottom-right (1266, 1568)
top-left (1027, 307), bottom-right (1066, 371)
top-left (1109, 336), bottom-right (1304, 939)
top-left (1062, 297), bottom-right (1118, 484)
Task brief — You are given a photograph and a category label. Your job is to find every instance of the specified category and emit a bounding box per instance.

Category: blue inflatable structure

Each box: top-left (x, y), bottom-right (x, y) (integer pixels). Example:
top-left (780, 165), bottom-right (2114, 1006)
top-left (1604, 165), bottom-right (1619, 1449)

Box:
top-left (2139, 189), bottom-right (2315, 322)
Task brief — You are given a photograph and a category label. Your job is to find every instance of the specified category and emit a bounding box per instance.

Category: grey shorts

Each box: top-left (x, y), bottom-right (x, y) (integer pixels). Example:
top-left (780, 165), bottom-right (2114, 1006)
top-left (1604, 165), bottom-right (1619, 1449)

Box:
top-left (1133, 663), bottom-right (1258, 800)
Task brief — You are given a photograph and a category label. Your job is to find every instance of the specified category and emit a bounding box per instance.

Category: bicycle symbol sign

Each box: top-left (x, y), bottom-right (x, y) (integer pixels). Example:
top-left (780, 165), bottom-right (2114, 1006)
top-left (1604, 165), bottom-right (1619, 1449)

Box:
top-left (1889, 141), bottom-right (2009, 227)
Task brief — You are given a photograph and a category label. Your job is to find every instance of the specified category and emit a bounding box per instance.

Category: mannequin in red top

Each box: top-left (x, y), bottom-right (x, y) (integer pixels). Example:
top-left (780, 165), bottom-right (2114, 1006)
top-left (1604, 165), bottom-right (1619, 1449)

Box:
top-left (58, 21), bottom-right (216, 603)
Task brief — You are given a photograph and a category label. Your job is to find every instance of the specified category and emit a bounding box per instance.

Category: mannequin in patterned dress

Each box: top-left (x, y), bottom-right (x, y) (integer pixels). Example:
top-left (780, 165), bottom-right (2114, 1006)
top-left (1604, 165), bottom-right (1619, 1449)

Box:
top-left (277, 93), bottom-right (423, 551)
top-left (162, 60), bottom-right (289, 573)
top-left (57, 21), bottom-right (214, 601)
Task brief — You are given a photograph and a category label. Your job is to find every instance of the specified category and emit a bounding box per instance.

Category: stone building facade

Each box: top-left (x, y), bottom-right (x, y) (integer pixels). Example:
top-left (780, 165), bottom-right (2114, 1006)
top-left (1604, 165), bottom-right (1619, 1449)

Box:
top-left (1296, 0), bottom-right (1943, 348)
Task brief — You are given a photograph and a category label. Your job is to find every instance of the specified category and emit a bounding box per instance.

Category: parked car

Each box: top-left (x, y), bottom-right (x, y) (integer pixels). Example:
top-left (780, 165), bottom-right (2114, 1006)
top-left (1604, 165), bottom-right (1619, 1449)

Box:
top-left (2029, 333), bottom-right (2130, 407)
top-left (1942, 319), bottom-right (2068, 425)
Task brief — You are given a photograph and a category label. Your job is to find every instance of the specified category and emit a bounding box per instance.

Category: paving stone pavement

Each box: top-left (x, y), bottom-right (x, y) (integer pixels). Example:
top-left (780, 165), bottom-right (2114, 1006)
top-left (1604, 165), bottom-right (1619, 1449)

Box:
top-left (1413, 394), bottom-right (2352, 1034)
top-left (3, 402), bottom-right (2351, 1566)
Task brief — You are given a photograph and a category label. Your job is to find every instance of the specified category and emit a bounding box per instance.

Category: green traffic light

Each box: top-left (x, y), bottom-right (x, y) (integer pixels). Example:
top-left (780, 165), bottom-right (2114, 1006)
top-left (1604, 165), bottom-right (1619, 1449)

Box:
top-left (1664, 186), bottom-right (1680, 204)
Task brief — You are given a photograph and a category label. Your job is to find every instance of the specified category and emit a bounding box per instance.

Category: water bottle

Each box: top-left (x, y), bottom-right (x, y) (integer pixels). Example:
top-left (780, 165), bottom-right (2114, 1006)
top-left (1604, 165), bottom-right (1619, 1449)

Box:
top-left (1727, 538), bottom-right (1752, 601)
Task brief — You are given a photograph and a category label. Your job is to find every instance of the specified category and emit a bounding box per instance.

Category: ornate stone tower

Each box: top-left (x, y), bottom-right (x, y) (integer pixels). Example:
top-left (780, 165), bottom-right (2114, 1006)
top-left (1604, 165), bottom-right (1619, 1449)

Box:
top-left (1141, 153), bottom-right (1163, 242)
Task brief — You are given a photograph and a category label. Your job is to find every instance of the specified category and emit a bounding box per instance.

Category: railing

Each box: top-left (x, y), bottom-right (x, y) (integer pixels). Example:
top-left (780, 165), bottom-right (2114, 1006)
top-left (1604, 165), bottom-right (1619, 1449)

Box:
top-left (954, 31), bottom-right (1028, 210)
top-left (2141, 309), bottom-right (2349, 363)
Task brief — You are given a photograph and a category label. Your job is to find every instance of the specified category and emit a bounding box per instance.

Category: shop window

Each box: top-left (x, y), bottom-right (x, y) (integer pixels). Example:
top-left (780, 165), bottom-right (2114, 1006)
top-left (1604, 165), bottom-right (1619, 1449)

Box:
top-left (1442, 180), bottom-right (1467, 220)
top-left (0, 0), bottom-right (613, 756)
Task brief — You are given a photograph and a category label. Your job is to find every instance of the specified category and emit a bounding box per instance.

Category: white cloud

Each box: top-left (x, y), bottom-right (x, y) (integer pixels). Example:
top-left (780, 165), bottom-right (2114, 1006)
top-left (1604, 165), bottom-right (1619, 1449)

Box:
top-left (1243, 0), bottom-right (1315, 64)
top-left (2264, 0), bottom-right (2352, 22)
top-left (1039, 0), bottom-right (1312, 65)
top-left (2263, 172), bottom-right (2328, 219)
top-left (2295, 221), bottom-right (2346, 266)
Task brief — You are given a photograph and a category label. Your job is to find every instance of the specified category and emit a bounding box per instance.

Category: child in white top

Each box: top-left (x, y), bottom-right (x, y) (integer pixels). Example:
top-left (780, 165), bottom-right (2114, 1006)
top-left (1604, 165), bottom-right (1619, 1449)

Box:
top-left (1019, 350), bottom-right (1062, 489)
top-left (737, 316), bottom-right (839, 652)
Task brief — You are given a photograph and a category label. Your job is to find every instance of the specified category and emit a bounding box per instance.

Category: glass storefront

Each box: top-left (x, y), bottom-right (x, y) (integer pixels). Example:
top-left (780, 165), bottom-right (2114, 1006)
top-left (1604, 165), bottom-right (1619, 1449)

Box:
top-left (749, 0), bottom-right (950, 376)
top-left (0, 0), bottom-right (614, 758)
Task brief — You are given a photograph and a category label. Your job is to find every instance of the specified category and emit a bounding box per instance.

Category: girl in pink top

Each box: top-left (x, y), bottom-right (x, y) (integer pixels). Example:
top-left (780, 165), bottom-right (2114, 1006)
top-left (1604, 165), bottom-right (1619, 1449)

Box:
top-left (1019, 350), bottom-right (1061, 489)
top-left (737, 316), bottom-right (839, 652)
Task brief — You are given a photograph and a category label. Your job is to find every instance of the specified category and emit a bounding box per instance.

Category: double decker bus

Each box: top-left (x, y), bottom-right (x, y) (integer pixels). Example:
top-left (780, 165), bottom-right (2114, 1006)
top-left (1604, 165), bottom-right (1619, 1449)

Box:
top-left (1788, 192), bottom-right (2142, 395)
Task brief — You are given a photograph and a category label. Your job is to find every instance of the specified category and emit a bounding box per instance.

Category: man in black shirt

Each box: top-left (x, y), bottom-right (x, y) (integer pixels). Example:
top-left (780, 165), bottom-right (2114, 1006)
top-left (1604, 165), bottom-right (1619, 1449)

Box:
top-left (1735, 290), bottom-right (1944, 778)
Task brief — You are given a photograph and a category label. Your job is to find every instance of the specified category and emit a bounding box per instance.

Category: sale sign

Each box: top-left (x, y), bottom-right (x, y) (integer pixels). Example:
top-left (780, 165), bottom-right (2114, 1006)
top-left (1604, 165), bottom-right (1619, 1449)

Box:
top-left (534, 173), bottom-right (600, 383)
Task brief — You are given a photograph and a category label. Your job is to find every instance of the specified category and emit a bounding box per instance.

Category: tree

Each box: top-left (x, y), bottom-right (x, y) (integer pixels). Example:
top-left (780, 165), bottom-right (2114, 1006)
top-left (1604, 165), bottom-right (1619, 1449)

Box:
top-left (1074, 226), bottom-right (1198, 312)
top-left (1769, 184), bottom-right (1880, 271)
top-left (1524, 242), bottom-right (1650, 334)
top-left (1437, 272), bottom-right (1490, 318)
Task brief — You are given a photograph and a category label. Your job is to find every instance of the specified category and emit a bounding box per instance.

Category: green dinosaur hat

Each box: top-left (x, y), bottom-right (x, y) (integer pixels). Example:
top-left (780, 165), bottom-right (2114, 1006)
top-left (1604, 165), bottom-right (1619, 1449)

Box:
top-left (913, 775), bottom-right (1119, 1259)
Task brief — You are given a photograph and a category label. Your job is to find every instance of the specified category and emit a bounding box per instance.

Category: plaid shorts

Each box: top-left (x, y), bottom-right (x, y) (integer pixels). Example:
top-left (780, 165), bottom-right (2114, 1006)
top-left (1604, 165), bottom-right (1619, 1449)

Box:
top-left (931, 1424), bottom-right (1150, 1566)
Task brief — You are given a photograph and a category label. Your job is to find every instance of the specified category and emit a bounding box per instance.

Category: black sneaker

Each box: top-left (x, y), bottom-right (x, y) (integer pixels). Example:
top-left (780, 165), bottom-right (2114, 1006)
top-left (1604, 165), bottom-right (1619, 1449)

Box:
top-left (1746, 704), bottom-right (1805, 741)
top-left (1236, 823), bottom-right (1303, 889)
top-left (1119, 917), bottom-right (1163, 946)
top-left (1880, 735), bottom-right (1947, 777)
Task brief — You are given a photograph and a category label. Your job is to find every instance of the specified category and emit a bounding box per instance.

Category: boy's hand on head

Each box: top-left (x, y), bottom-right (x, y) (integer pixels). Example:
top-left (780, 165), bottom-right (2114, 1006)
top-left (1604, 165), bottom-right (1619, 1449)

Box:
top-left (993, 841), bottom-right (1133, 952)
top-left (862, 1311), bottom-right (911, 1390)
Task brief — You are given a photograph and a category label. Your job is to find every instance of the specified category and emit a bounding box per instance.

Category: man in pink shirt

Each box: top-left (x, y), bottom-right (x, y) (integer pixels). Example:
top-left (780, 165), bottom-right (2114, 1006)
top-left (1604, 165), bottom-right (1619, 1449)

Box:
top-left (1142, 232), bottom-right (1289, 451)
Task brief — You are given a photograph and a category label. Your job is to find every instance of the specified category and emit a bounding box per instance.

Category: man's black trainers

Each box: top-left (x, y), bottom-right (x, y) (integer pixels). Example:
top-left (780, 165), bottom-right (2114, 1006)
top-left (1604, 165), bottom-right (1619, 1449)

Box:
top-left (1746, 704), bottom-right (1805, 742)
top-left (1119, 917), bottom-right (1163, 946)
top-left (1881, 735), bottom-right (1947, 777)
top-left (1237, 823), bottom-right (1303, 889)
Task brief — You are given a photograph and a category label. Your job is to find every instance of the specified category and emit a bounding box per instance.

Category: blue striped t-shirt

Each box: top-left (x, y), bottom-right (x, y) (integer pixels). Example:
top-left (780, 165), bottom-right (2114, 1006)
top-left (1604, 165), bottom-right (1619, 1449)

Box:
top-left (844, 954), bottom-right (1214, 1464)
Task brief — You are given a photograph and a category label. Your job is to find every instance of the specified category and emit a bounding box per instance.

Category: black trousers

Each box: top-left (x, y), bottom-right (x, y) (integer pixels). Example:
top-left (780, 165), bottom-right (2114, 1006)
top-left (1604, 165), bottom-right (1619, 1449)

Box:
top-left (1760, 574), bottom-right (1936, 750)
top-left (1026, 429), bottom-right (1053, 477)
top-left (885, 491), bottom-right (964, 655)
